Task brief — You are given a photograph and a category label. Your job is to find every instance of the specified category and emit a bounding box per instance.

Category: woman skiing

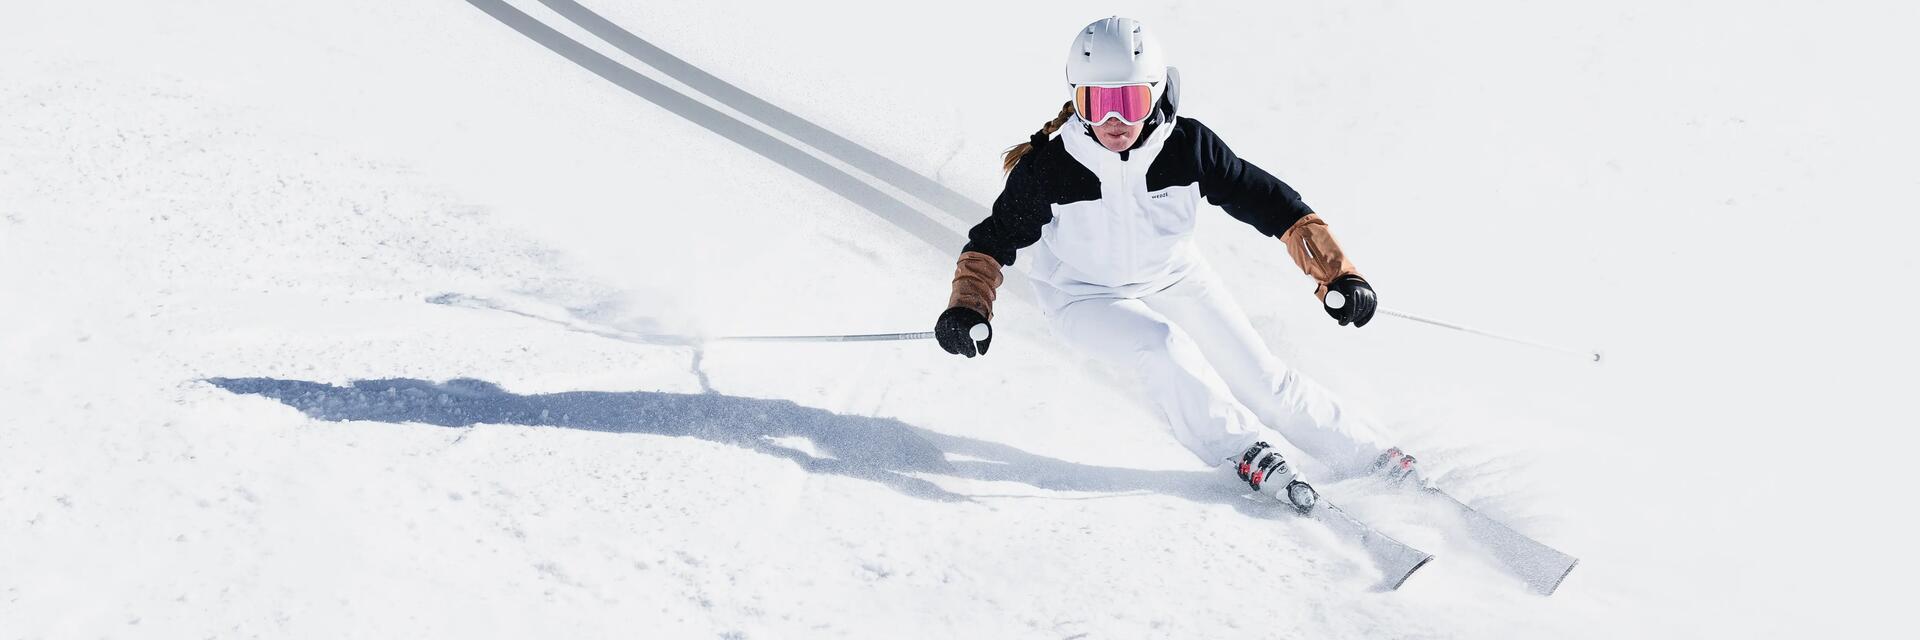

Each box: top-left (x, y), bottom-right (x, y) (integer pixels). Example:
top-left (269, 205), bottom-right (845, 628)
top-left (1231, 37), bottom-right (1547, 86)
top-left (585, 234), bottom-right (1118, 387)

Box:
top-left (932, 17), bottom-right (1416, 509)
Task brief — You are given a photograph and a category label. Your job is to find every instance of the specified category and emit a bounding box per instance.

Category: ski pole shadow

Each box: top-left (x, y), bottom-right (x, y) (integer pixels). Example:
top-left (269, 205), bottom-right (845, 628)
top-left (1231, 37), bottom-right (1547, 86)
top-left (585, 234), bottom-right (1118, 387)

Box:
top-left (206, 377), bottom-right (1264, 511)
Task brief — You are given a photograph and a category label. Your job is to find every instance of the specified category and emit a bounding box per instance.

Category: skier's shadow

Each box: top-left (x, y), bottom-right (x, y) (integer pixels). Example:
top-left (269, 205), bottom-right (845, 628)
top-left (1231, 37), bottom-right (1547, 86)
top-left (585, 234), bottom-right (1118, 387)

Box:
top-left (207, 377), bottom-right (1253, 508)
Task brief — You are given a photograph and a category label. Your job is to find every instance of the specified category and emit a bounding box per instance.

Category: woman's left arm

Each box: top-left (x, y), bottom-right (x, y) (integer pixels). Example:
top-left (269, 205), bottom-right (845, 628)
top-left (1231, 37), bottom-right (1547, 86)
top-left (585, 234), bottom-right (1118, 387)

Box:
top-left (1189, 119), bottom-right (1316, 237)
top-left (1188, 119), bottom-right (1377, 327)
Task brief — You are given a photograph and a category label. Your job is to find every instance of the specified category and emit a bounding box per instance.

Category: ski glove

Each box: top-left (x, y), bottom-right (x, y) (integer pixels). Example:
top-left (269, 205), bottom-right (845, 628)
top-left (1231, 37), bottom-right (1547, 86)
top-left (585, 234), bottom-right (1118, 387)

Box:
top-left (935, 307), bottom-right (993, 357)
top-left (1324, 275), bottom-right (1377, 327)
top-left (1281, 213), bottom-right (1372, 326)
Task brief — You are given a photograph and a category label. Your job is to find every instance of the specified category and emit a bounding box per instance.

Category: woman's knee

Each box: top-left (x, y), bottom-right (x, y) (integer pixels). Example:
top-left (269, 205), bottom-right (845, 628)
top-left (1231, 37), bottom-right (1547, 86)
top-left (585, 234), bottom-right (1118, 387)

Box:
top-left (1128, 321), bottom-right (1201, 368)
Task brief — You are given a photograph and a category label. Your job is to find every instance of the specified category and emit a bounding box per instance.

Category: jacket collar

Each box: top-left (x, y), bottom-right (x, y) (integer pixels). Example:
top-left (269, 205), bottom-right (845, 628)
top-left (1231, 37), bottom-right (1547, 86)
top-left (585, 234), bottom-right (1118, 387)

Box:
top-left (1060, 115), bottom-right (1176, 173)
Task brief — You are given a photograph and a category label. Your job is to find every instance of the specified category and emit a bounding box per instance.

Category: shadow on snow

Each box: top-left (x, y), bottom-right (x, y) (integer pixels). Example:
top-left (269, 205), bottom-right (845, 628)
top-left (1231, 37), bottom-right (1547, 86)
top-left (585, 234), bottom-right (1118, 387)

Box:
top-left (207, 377), bottom-right (1267, 511)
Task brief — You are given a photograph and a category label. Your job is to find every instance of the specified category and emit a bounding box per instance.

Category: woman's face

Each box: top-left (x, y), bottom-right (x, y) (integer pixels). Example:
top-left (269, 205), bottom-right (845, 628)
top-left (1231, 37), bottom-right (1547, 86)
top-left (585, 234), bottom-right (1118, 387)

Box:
top-left (1092, 118), bottom-right (1144, 152)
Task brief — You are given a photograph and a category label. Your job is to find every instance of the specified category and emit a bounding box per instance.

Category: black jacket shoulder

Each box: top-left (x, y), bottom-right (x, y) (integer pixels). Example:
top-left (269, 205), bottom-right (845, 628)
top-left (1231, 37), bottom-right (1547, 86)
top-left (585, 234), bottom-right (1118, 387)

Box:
top-left (1150, 118), bottom-right (1315, 237)
top-left (961, 136), bottom-right (1099, 266)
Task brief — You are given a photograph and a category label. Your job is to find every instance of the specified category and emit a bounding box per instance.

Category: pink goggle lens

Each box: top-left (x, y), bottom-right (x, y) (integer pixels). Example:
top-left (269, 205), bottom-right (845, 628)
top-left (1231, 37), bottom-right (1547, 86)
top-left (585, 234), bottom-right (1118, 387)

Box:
top-left (1075, 84), bottom-right (1154, 124)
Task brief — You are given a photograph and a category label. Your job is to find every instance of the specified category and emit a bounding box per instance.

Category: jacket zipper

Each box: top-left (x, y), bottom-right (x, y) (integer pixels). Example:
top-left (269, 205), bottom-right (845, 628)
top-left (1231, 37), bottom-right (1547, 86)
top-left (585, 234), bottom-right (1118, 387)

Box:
top-left (1117, 154), bottom-right (1134, 278)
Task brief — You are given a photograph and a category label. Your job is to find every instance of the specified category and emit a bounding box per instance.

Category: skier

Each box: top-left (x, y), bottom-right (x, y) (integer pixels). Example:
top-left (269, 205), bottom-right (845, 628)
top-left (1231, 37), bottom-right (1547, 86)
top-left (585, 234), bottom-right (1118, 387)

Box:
top-left (933, 16), bottom-right (1417, 510)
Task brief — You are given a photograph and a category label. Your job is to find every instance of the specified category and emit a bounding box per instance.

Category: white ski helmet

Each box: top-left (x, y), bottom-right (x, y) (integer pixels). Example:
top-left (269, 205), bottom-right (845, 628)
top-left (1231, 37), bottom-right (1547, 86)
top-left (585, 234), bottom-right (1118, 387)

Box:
top-left (1064, 17), bottom-right (1180, 123)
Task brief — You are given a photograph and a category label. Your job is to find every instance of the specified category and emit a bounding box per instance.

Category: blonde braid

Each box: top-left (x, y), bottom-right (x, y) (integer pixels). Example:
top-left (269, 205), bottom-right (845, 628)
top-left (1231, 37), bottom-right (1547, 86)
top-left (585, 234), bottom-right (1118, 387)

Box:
top-left (1001, 100), bottom-right (1076, 174)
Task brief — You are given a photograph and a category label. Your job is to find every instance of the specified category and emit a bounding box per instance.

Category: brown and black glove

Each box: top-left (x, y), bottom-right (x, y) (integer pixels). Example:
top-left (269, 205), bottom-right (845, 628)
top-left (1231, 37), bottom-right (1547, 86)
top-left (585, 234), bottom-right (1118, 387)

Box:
top-left (935, 251), bottom-right (1002, 357)
top-left (1282, 214), bottom-right (1376, 327)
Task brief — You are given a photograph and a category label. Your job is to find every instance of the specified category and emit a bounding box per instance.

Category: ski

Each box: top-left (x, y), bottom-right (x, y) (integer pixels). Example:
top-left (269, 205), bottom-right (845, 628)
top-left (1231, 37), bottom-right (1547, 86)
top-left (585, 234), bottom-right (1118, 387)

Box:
top-left (1423, 487), bottom-right (1578, 595)
top-left (1276, 496), bottom-right (1433, 591)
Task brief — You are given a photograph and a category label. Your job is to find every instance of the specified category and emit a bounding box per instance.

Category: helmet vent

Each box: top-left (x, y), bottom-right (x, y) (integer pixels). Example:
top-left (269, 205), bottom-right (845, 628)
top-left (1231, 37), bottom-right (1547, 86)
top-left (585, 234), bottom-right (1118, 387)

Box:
top-left (1065, 17), bottom-right (1165, 86)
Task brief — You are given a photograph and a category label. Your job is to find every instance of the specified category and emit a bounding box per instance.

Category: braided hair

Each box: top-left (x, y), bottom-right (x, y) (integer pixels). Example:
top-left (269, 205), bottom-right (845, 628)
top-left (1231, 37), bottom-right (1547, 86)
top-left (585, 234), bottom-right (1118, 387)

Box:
top-left (1000, 101), bottom-right (1076, 175)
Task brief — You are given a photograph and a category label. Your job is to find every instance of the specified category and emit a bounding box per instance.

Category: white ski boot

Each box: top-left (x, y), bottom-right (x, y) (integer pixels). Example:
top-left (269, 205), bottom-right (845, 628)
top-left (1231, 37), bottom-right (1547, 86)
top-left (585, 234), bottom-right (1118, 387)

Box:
top-left (1236, 442), bottom-right (1318, 513)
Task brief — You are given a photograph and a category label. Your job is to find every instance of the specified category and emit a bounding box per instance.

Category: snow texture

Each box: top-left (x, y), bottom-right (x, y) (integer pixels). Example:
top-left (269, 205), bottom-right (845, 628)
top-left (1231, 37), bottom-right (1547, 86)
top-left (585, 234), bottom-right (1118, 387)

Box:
top-left (2, 0), bottom-right (1915, 637)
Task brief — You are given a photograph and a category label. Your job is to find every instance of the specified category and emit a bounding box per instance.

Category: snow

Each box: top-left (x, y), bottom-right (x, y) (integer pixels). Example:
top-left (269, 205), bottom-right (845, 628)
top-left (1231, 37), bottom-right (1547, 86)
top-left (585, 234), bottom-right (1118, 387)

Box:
top-left (2, 0), bottom-right (1915, 637)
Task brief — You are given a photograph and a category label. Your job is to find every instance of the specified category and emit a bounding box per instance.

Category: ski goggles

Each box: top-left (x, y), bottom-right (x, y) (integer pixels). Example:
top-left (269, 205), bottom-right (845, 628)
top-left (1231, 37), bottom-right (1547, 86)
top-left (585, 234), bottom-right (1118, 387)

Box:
top-left (1073, 83), bottom-right (1156, 125)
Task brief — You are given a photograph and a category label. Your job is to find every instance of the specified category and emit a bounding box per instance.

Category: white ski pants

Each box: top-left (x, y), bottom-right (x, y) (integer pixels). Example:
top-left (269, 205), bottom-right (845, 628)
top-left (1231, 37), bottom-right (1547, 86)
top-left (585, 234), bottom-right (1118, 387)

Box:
top-left (1037, 261), bottom-right (1389, 477)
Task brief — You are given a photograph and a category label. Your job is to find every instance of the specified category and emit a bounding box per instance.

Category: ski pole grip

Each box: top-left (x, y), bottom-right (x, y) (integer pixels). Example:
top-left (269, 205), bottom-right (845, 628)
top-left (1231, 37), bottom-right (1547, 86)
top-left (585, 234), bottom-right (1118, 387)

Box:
top-left (969, 323), bottom-right (991, 342)
top-left (1325, 290), bottom-right (1347, 309)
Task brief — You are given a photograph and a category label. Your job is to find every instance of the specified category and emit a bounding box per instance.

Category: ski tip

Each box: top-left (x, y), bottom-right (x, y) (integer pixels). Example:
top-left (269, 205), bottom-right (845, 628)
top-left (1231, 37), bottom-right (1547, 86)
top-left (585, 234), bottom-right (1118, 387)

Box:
top-left (1386, 554), bottom-right (1435, 591)
top-left (1534, 557), bottom-right (1580, 596)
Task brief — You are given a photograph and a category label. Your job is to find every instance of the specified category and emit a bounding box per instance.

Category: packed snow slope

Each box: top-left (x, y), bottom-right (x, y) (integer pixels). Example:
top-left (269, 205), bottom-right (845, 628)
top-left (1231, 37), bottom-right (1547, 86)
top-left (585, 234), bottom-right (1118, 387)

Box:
top-left (3, 0), bottom-right (1916, 637)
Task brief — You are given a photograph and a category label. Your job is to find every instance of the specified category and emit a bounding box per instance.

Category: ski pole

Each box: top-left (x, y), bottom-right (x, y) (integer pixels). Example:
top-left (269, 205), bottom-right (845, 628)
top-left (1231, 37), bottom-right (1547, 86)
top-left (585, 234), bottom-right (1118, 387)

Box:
top-left (717, 323), bottom-right (986, 345)
top-left (715, 331), bottom-right (934, 343)
top-left (1327, 291), bottom-right (1601, 363)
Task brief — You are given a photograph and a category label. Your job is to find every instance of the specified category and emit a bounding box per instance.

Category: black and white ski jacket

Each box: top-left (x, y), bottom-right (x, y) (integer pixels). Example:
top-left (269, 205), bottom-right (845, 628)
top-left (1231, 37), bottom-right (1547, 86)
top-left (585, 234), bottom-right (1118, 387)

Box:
top-left (964, 116), bottom-right (1314, 297)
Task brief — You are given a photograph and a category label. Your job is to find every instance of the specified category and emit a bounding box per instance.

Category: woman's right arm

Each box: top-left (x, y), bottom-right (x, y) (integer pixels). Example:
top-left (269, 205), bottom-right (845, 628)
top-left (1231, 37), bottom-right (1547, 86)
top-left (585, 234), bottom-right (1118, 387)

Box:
top-left (949, 159), bottom-right (1053, 319)
top-left (962, 160), bottom-right (1054, 269)
top-left (934, 159), bottom-right (1053, 357)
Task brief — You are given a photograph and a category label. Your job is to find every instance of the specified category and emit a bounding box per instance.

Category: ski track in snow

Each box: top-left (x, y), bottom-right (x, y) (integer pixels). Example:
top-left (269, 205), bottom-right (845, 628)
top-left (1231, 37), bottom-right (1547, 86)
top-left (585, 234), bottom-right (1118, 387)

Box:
top-left (3, 0), bottom-right (1914, 638)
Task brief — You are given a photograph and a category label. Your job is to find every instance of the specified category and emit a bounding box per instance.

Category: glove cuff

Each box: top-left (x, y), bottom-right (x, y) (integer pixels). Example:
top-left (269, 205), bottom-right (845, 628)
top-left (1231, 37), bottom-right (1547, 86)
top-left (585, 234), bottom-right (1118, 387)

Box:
top-left (1279, 214), bottom-right (1364, 302)
top-left (948, 251), bottom-right (1004, 320)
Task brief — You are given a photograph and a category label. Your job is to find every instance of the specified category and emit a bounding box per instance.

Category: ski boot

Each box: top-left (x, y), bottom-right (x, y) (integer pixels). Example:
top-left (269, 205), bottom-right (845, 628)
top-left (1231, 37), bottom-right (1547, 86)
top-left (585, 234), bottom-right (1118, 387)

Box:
top-left (1373, 447), bottom-right (1420, 484)
top-left (1236, 442), bottom-right (1319, 513)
